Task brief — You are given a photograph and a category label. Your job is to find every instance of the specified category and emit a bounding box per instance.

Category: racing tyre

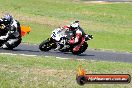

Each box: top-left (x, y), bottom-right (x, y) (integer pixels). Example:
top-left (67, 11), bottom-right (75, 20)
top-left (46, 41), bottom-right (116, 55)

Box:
top-left (39, 39), bottom-right (52, 51)
top-left (2, 39), bottom-right (21, 50)
top-left (72, 42), bottom-right (88, 55)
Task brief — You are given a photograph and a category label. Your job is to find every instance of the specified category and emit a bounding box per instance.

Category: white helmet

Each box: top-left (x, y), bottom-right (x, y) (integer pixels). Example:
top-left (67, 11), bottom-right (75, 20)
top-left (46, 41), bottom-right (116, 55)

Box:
top-left (70, 20), bottom-right (79, 29)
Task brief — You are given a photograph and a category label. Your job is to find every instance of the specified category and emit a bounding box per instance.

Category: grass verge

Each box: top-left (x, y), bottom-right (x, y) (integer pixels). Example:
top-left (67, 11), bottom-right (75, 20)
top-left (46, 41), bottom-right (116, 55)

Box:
top-left (0, 54), bottom-right (132, 88)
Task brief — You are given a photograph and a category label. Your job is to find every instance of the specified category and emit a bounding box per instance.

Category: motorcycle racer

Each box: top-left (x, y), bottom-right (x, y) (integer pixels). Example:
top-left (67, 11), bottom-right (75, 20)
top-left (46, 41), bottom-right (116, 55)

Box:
top-left (55, 20), bottom-right (91, 51)
top-left (0, 14), bottom-right (21, 49)
top-left (39, 21), bottom-right (93, 54)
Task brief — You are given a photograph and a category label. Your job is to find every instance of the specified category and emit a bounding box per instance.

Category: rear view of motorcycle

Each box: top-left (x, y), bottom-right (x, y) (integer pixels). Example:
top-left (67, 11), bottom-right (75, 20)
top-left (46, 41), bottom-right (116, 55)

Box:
top-left (39, 27), bottom-right (93, 55)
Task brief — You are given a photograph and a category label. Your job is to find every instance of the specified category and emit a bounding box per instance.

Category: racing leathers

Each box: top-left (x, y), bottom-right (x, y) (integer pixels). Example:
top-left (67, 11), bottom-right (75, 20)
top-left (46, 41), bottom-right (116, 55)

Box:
top-left (55, 25), bottom-right (86, 50)
top-left (68, 27), bottom-right (85, 45)
top-left (0, 19), bottom-right (21, 49)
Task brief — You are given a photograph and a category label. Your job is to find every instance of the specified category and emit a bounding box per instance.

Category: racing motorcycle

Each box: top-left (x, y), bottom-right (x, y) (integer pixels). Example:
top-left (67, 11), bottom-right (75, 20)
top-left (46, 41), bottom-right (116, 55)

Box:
top-left (0, 25), bottom-right (31, 50)
top-left (39, 28), bottom-right (93, 55)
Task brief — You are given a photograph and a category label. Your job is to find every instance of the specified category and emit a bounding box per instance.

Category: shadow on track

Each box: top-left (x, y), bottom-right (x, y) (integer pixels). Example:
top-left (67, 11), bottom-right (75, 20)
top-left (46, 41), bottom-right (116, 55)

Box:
top-left (54, 51), bottom-right (95, 57)
top-left (78, 53), bottom-right (95, 57)
top-left (12, 49), bottom-right (40, 53)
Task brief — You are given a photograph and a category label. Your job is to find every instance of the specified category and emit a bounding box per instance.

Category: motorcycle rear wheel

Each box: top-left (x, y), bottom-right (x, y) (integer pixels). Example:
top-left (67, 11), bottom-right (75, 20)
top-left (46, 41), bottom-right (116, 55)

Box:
top-left (0, 39), bottom-right (21, 50)
top-left (72, 42), bottom-right (88, 55)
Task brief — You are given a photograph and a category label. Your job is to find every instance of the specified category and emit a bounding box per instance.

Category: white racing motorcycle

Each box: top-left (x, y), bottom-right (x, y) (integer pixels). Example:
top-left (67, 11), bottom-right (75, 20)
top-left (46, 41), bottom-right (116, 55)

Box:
top-left (39, 28), bottom-right (93, 55)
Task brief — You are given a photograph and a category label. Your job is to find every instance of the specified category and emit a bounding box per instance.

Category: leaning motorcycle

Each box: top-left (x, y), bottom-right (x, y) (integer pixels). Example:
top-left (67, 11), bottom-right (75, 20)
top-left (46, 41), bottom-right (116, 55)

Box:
top-left (0, 24), bottom-right (31, 50)
top-left (39, 28), bottom-right (93, 55)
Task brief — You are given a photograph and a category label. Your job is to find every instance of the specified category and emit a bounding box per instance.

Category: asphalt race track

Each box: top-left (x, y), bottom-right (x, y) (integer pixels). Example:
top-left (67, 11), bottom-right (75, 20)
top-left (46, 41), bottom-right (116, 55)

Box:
top-left (0, 44), bottom-right (132, 63)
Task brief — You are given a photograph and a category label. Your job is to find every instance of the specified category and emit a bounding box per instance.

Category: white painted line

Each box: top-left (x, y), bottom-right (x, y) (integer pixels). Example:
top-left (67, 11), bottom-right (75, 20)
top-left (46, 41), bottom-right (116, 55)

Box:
top-left (56, 57), bottom-right (69, 60)
top-left (0, 53), bottom-right (86, 61)
top-left (0, 53), bottom-right (17, 56)
top-left (77, 59), bottom-right (85, 61)
top-left (19, 54), bottom-right (37, 57)
top-left (0, 53), bottom-right (37, 57)
top-left (45, 56), bottom-right (50, 58)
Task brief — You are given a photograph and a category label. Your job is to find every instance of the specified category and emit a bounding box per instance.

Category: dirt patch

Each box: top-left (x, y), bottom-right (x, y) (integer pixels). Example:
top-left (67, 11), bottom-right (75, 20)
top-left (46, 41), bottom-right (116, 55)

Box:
top-left (0, 11), bottom-right (70, 27)
top-left (84, 1), bottom-right (112, 4)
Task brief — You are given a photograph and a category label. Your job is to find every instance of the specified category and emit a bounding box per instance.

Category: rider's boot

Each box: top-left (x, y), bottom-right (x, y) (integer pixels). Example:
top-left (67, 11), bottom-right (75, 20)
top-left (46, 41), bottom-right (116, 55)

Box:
top-left (54, 45), bottom-right (61, 51)
top-left (54, 44), bottom-right (63, 51)
top-left (61, 45), bottom-right (70, 50)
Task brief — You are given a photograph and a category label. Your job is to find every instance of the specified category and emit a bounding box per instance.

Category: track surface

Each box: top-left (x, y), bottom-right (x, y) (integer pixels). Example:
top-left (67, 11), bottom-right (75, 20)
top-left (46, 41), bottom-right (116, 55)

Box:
top-left (0, 44), bottom-right (132, 63)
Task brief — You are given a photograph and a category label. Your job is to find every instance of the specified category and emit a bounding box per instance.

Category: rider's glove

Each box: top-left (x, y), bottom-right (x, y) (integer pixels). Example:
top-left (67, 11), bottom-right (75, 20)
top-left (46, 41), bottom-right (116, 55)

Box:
top-left (88, 35), bottom-right (93, 39)
top-left (85, 35), bottom-right (93, 40)
top-left (0, 24), bottom-right (6, 29)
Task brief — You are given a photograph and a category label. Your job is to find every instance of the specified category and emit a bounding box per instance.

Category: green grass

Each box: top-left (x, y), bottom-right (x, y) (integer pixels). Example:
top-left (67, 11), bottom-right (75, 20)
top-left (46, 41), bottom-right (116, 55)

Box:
top-left (21, 22), bottom-right (54, 44)
top-left (0, 55), bottom-right (132, 88)
top-left (0, 0), bottom-right (132, 52)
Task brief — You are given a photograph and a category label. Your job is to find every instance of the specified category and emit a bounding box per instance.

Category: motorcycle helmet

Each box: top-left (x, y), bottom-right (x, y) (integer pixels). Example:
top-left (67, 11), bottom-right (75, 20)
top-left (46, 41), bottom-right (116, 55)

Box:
top-left (3, 14), bottom-right (13, 23)
top-left (70, 20), bottom-right (79, 30)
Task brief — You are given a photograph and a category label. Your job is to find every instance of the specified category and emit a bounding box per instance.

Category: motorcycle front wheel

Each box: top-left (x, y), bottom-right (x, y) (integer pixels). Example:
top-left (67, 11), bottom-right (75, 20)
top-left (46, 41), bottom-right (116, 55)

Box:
top-left (39, 38), bottom-right (56, 51)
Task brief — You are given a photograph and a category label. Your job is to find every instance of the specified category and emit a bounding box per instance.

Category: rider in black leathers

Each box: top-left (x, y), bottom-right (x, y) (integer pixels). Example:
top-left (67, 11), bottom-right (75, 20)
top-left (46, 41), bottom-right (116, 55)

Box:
top-left (0, 14), bottom-right (21, 49)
